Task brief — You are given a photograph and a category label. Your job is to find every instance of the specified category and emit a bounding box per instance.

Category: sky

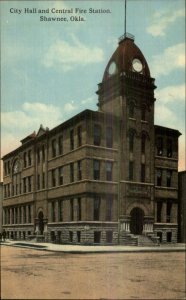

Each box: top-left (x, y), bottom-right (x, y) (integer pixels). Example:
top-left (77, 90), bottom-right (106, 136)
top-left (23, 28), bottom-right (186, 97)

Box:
top-left (0, 0), bottom-right (185, 178)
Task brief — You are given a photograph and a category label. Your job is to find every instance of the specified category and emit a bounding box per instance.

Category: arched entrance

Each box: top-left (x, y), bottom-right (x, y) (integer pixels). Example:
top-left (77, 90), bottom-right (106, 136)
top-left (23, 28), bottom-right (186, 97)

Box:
top-left (130, 207), bottom-right (144, 235)
top-left (38, 211), bottom-right (44, 235)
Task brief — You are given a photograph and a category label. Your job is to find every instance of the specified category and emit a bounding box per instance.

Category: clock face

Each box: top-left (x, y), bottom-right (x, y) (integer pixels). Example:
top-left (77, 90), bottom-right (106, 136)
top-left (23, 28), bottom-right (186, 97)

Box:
top-left (132, 58), bottom-right (143, 72)
top-left (108, 61), bottom-right (117, 75)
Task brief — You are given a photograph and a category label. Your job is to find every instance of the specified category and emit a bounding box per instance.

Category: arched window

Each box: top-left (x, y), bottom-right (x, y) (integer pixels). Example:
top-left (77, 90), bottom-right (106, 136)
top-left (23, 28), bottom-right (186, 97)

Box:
top-left (141, 107), bottom-right (146, 121)
top-left (129, 102), bottom-right (135, 118)
top-left (141, 134), bottom-right (146, 154)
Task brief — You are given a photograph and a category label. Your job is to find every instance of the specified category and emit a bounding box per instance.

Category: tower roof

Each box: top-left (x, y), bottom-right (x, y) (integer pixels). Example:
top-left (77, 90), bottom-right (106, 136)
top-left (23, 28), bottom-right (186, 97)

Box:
top-left (102, 33), bottom-right (151, 81)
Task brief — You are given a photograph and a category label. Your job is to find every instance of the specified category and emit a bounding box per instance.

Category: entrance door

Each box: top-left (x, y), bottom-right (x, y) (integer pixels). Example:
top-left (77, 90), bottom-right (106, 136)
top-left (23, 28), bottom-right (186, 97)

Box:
top-left (38, 211), bottom-right (44, 235)
top-left (130, 207), bottom-right (144, 235)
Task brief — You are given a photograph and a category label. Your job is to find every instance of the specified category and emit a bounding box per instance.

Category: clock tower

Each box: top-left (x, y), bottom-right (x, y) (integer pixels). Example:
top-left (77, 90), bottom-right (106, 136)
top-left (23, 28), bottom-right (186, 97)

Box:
top-left (97, 33), bottom-right (157, 239)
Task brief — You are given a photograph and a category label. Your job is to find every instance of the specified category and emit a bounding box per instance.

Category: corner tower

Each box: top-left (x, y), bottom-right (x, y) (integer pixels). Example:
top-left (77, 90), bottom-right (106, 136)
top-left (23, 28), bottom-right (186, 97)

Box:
top-left (97, 33), bottom-right (157, 240)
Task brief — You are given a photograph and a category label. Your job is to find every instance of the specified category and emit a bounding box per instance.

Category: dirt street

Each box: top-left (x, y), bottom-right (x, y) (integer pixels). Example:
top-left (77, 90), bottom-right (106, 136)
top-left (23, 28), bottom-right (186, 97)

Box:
top-left (1, 245), bottom-right (185, 299)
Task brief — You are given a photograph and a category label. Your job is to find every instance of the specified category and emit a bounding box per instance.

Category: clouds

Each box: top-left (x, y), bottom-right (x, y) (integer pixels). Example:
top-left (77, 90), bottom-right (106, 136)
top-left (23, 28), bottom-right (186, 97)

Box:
top-left (147, 8), bottom-right (185, 37)
top-left (155, 84), bottom-right (185, 104)
top-left (42, 35), bottom-right (104, 71)
top-left (150, 43), bottom-right (185, 77)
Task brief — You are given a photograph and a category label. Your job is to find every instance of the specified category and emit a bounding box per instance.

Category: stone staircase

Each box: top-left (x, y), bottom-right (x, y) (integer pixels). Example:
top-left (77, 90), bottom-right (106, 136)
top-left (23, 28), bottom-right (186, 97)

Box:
top-left (119, 231), bottom-right (138, 246)
top-left (119, 231), bottom-right (160, 246)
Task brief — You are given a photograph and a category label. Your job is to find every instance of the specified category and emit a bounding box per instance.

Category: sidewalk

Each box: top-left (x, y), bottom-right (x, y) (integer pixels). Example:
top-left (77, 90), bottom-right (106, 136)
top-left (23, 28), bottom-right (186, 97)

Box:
top-left (1, 239), bottom-right (185, 253)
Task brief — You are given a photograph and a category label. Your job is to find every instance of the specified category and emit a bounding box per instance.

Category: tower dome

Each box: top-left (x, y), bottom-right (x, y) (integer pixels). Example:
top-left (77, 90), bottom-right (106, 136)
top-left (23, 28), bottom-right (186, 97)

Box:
top-left (102, 34), bottom-right (150, 81)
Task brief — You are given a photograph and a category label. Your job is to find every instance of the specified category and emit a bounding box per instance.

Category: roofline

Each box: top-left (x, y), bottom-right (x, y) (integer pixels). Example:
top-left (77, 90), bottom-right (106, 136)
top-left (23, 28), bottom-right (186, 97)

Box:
top-left (155, 124), bottom-right (182, 136)
top-left (2, 109), bottom-right (118, 160)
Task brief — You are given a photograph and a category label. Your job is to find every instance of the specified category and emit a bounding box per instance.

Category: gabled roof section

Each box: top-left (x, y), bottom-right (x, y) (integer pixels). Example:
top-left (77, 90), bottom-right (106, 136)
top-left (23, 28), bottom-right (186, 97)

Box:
top-left (36, 124), bottom-right (49, 138)
top-left (20, 131), bottom-right (36, 145)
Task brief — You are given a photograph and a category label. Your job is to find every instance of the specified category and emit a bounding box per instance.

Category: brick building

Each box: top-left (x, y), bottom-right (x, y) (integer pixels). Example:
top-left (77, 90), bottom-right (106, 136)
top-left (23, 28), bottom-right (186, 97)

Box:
top-left (0, 182), bottom-right (3, 233)
top-left (178, 171), bottom-right (186, 243)
top-left (2, 33), bottom-right (181, 244)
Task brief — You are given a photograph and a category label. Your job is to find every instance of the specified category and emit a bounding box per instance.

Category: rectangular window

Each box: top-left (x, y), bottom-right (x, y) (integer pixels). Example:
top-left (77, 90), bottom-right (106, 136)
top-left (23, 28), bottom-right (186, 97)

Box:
top-left (28, 205), bottom-right (31, 223)
top-left (23, 206), bottom-right (26, 223)
top-left (42, 172), bottom-right (45, 189)
top-left (58, 167), bottom-right (63, 185)
top-left (94, 196), bottom-right (100, 221)
top-left (157, 137), bottom-right (163, 156)
top-left (94, 231), bottom-right (101, 243)
top-left (167, 232), bottom-right (172, 242)
top-left (12, 184), bottom-right (14, 196)
top-left (106, 127), bottom-right (113, 148)
top-left (129, 134), bottom-right (134, 152)
top-left (4, 186), bottom-right (7, 198)
top-left (23, 152), bottom-right (27, 168)
top-left (58, 200), bottom-right (63, 222)
top-left (37, 148), bottom-right (40, 164)
top-left (51, 201), bottom-right (55, 222)
top-left (129, 161), bottom-right (134, 180)
top-left (15, 207), bottom-right (18, 224)
top-left (69, 231), bottom-right (73, 242)
top-left (7, 161), bottom-right (10, 174)
top-left (106, 161), bottom-right (112, 181)
top-left (77, 126), bottom-right (82, 147)
top-left (28, 176), bottom-right (32, 192)
top-left (23, 178), bottom-right (27, 193)
top-left (166, 202), bottom-right (172, 223)
top-left (141, 108), bottom-right (146, 121)
top-left (52, 169), bottom-right (56, 187)
top-left (141, 135), bottom-right (146, 154)
top-left (167, 139), bottom-right (172, 157)
top-left (129, 102), bottom-right (134, 118)
top-left (19, 207), bottom-right (22, 224)
top-left (70, 199), bottom-right (74, 221)
top-left (37, 174), bottom-right (40, 190)
top-left (42, 145), bottom-right (45, 161)
top-left (157, 232), bottom-right (162, 243)
top-left (8, 184), bottom-right (10, 197)
top-left (166, 170), bottom-right (172, 187)
top-left (106, 231), bottom-right (113, 243)
top-left (58, 135), bottom-right (63, 155)
top-left (77, 198), bottom-right (81, 221)
top-left (77, 231), bottom-right (81, 243)
top-left (157, 169), bottom-right (162, 186)
top-left (70, 129), bottom-right (74, 150)
top-left (28, 150), bottom-right (32, 166)
top-left (52, 139), bottom-right (57, 157)
top-left (106, 196), bottom-right (113, 221)
top-left (77, 160), bottom-right (82, 180)
top-left (93, 160), bottom-right (100, 180)
top-left (157, 202), bottom-right (162, 222)
top-left (70, 163), bottom-right (74, 182)
top-left (141, 164), bottom-right (145, 182)
top-left (94, 124), bottom-right (101, 146)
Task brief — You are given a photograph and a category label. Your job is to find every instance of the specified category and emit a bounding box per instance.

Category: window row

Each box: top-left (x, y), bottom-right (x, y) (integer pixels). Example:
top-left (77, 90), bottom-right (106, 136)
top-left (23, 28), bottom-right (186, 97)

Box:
top-left (50, 195), bottom-right (113, 223)
top-left (51, 126), bottom-right (82, 158)
top-left (3, 205), bottom-right (32, 225)
top-left (156, 169), bottom-right (174, 187)
top-left (23, 149), bottom-right (32, 168)
top-left (50, 230), bottom-right (114, 244)
top-left (129, 131), bottom-right (148, 154)
top-left (4, 176), bottom-right (33, 198)
top-left (93, 125), bottom-right (113, 148)
top-left (156, 137), bottom-right (174, 157)
top-left (37, 145), bottom-right (46, 164)
top-left (156, 201), bottom-right (174, 223)
top-left (128, 161), bottom-right (146, 182)
top-left (49, 160), bottom-right (113, 188)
